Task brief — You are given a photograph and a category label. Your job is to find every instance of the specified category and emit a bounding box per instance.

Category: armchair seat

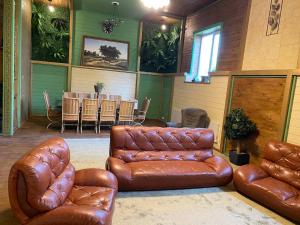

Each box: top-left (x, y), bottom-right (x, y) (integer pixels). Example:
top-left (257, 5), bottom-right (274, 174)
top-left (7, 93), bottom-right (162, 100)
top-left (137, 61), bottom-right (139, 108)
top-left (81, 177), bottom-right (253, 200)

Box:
top-left (234, 141), bottom-right (300, 223)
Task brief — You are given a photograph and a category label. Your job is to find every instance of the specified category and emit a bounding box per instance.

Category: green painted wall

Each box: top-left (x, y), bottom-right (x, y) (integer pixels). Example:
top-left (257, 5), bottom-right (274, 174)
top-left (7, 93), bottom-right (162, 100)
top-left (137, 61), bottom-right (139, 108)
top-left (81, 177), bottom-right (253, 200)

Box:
top-left (31, 64), bottom-right (67, 115)
top-left (72, 10), bottom-right (139, 71)
top-left (138, 74), bottom-right (173, 121)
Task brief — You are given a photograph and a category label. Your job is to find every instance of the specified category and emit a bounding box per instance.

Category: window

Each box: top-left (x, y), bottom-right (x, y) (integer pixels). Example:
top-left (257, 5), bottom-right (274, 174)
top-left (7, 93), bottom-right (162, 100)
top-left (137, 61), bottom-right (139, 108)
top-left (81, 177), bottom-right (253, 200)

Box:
top-left (185, 24), bottom-right (222, 83)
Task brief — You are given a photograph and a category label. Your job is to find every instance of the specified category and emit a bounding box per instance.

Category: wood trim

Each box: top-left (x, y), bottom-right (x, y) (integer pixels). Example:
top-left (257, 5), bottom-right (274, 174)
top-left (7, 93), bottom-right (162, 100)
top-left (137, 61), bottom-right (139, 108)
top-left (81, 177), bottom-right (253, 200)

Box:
top-left (209, 71), bottom-right (231, 76)
top-left (31, 60), bottom-right (69, 67)
top-left (231, 70), bottom-right (291, 76)
top-left (67, 0), bottom-right (73, 91)
top-left (72, 65), bottom-right (137, 75)
top-left (237, 0), bottom-right (252, 70)
top-left (177, 18), bottom-right (186, 73)
top-left (220, 74), bottom-right (233, 152)
top-left (279, 71), bottom-right (294, 140)
top-left (135, 21), bottom-right (143, 99)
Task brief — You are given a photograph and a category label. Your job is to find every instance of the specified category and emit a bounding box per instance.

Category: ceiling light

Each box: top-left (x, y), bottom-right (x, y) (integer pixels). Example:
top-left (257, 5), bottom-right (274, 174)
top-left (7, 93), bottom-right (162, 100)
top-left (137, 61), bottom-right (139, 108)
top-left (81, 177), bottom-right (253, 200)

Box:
top-left (141, 0), bottom-right (170, 10)
top-left (161, 24), bottom-right (167, 31)
top-left (48, 5), bottom-right (55, 13)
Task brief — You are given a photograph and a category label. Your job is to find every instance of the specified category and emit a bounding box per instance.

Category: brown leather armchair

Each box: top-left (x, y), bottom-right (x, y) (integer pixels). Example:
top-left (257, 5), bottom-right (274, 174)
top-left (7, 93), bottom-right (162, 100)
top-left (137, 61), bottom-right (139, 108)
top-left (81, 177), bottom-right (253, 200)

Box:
top-left (234, 140), bottom-right (300, 223)
top-left (106, 126), bottom-right (233, 191)
top-left (8, 138), bottom-right (118, 225)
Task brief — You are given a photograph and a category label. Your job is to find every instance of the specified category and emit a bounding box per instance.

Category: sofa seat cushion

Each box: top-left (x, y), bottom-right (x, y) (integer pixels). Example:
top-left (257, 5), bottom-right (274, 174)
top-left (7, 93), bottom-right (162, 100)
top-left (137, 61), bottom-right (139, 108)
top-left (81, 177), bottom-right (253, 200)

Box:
top-left (64, 186), bottom-right (116, 212)
top-left (234, 165), bottom-right (300, 223)
top-left (107, 156), bottom-right (233, 191)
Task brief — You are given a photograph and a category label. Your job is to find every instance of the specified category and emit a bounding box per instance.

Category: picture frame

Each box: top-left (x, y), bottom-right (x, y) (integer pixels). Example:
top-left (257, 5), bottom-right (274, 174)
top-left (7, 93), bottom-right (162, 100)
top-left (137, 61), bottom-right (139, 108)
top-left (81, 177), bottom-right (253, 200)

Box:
top-left (266, 0), bottom-right (283, 36)
top-left (81, 36), bottom-right (130, 70)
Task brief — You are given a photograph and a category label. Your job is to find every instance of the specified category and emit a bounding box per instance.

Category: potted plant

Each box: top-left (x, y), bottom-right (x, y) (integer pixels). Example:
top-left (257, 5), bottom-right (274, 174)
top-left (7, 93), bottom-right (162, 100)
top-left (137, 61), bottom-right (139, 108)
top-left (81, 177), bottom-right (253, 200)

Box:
top-left (94, 82), bottom-right (104, 94)
top-left (224, 108), bottom-right (258, 166)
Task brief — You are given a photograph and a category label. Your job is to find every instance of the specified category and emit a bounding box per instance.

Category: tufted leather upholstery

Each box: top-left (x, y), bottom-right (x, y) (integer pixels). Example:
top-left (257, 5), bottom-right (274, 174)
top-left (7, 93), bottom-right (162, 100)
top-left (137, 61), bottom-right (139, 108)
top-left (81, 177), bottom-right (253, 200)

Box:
top-left (9, 138), bottom-right (118, 225)
top-left (234, 140), bottom-right (300, 223)
top-left (107, 126), bottom-right (233, 191)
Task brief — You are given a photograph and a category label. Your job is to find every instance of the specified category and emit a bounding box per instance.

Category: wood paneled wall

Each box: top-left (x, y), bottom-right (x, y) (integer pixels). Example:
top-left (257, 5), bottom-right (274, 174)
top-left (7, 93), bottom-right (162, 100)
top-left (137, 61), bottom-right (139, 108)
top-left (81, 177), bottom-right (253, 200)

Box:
top-left (181, 0), bottom-right (250, 72)
top-left (171, 75), bottom-right (229, 149)
top-left (0, 0), bottom-right (3, 82)
top-left (230, 77), bottom-right (286, 162)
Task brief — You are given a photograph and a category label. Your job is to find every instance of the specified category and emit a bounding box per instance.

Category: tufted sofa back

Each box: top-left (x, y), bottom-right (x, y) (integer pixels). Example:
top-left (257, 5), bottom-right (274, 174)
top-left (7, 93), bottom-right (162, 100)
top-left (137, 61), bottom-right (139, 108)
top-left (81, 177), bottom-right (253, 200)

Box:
top-left (8, 138), bottom-right (75, 224)
top-left (261, 140), bottom-right (300, 189)
top-left (110, 126), bottom-right (214, 163)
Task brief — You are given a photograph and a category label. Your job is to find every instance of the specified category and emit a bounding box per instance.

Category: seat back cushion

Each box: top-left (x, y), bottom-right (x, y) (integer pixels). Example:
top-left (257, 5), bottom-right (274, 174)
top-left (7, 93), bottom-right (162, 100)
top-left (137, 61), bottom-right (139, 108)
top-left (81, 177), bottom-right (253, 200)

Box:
top-left (261, 140), bottom-right (300, 189)
top-left (110, 126), bottom-right (214, 163)
top-left (9, 137), bottom-right (75, 222)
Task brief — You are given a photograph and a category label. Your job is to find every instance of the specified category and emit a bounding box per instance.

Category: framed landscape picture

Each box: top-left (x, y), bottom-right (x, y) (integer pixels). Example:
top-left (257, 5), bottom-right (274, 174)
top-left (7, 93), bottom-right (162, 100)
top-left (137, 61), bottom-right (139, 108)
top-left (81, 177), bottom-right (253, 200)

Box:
top-left (81, 36), bottom-right (129, 70)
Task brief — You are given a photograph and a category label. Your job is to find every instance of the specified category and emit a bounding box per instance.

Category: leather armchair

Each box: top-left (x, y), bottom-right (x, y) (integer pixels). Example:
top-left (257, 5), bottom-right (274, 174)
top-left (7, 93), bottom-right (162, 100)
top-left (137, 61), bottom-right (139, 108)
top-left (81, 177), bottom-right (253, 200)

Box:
top-left (107, 126), bottom-right (233, 191)
top-left (234, 140), bottom-right (300, 223)
top-left (166, 108), bottom-right (210, 128)
top-left (8, 138), bottom-right (118, 225)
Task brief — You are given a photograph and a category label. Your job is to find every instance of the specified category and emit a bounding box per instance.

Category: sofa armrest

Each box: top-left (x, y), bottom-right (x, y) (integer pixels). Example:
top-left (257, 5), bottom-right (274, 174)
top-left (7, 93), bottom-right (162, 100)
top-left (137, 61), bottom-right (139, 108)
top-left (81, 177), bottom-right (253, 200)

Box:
top-left (166, 122), bottom-right (182, 128)
top-left (75, 168), bottom-right (118, 190)
top-left (234, 164), bottom-right (268, 186)
top-left (106, 157), bottom-right (132, 182)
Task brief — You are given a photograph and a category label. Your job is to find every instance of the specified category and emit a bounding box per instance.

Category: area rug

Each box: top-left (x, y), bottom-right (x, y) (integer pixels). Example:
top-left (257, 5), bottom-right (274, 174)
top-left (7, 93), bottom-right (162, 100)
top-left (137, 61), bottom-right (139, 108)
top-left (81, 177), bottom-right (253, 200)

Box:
top-left (65, 138), bottom-right (281, 225)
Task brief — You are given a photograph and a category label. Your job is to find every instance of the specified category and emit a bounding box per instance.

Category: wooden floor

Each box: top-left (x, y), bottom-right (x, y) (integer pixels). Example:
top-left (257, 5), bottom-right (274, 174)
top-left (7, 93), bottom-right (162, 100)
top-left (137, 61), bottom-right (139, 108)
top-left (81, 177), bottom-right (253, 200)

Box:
top-left (0, 117), bottom-right (165, 225)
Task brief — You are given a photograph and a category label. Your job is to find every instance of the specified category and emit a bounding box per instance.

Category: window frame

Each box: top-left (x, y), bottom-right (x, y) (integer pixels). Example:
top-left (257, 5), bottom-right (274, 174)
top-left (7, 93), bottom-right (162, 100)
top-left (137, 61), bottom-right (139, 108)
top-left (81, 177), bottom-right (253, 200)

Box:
top-left (186, 23), bottom-right (223, 83)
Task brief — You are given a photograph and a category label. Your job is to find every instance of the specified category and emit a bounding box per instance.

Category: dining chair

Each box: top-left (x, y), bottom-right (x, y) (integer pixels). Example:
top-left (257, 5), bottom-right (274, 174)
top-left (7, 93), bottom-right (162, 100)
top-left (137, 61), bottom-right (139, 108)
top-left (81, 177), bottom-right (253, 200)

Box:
top-left (99, 100), bottom-right (117, 133)
top-left (61, 97), bottom-right (80, 133)
top-left (81, 98), bottom-right (99, 133)
top-left (118, 101), bottom-right (135, 125)
top-left (109, 95), bottom-right (122, 107)
top-left (133, 97), bottom-right (151, 126)
top-left (63, 92), bottom-right (78, 98)
top-left (43, 90), bottom-right (61, 129)
top-left (98, 94), bottom-right (108, 106)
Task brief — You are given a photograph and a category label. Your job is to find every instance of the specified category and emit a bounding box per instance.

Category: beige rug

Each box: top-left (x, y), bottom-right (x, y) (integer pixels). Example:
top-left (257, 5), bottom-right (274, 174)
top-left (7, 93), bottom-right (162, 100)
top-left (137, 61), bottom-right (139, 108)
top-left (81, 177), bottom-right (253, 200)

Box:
top-left (66, 138), bottom-right (289, 225)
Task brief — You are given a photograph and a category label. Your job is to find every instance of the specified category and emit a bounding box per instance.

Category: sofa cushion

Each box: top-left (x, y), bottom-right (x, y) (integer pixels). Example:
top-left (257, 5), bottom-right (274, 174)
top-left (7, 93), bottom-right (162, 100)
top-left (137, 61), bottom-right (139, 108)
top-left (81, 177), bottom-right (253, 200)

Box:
top-left (65, 186), bottom-right (116, 212)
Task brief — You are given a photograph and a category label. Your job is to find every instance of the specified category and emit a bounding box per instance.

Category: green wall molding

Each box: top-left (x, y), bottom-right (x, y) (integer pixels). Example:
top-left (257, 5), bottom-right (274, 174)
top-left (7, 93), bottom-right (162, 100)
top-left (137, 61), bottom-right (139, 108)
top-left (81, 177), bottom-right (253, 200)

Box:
top-left (3, 0), bottom-right (15, 136)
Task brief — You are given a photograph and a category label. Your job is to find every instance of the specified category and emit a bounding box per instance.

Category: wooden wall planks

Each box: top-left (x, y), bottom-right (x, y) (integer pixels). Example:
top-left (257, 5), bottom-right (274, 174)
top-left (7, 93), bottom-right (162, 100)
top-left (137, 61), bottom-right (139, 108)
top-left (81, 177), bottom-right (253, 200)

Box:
top-left (230, 77), bottom-right (286, 162)
top-left (181, 0), bottom-right (250, 73)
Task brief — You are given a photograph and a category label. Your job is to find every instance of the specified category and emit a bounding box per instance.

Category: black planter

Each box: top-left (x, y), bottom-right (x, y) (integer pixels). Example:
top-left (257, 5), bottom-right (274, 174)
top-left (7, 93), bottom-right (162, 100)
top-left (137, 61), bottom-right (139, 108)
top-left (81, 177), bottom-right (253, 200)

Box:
top-left (229, 150), bottom-right (250, 166)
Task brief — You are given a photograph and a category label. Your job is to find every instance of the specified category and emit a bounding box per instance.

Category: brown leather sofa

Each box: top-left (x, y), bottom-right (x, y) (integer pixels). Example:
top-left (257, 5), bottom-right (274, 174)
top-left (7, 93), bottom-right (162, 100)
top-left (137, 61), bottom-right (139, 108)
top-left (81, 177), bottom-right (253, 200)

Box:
top-left (107, 126), bottom-right (233, 191)
top-left (234, 140), bottom-right (300, 223)
top-left (8, 138), bottom-right (118, 225)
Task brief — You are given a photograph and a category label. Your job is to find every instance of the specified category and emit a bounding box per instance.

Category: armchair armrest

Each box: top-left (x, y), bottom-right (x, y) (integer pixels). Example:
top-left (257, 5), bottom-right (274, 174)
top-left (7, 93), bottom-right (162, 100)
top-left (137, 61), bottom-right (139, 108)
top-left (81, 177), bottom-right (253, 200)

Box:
top-left (234, 164), bottom-right (268, 186)
top-left (166, 122), bottom-right (182, 128)
top-left (75, 168), bottom-right (118, 190)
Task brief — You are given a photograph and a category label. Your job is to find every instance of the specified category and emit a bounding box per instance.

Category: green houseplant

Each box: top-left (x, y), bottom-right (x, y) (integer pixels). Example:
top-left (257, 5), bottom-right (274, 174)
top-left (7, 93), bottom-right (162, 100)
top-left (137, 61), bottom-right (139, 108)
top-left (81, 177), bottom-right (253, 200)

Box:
top-left (94, 82), bottom-right (105, 94)
top-left (224, 108), bottom-right (258, 165)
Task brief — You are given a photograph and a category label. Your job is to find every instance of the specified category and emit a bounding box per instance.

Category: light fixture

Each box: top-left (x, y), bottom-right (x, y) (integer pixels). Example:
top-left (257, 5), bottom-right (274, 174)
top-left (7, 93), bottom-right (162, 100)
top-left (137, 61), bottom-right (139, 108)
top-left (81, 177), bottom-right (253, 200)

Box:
top-left (103, 1), bottom-right (124, 34)
top-left (48, 0), bottom-right (55, 12)
top-left (141, 0), bottom-right (170, 10)
top-left (48, 5), bottom-right (55, 13)
top-left (161, 24), bottom-right (167, 31)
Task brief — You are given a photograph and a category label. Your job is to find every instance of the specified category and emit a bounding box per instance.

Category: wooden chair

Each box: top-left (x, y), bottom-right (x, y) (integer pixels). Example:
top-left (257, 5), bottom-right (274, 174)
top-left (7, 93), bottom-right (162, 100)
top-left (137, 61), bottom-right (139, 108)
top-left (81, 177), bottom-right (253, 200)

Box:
top-left (61, 97), bottom-right (80, 133)
top-left (98, 94), bottom-right (107, 106)
top-left (99, 100), bottom-right (117, 133)
top-left (109, 95), bottom-right (122, 107)
top-left (43, 91), bottom-right (61, 129)
top-left (81, 98), bottom-right (99, 133)
top-left (118, 101), bottom-right (135, 125)
top-left (134, 97), bottom-right (151, 126)
top-left (63, 92), bottom-right (78, 98)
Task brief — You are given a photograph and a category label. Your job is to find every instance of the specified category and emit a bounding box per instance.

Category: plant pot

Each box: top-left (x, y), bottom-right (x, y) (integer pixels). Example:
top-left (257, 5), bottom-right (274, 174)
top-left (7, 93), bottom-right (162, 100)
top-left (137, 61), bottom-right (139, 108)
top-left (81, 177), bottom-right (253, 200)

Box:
top-left (229, 150), bottom-right (250, 166)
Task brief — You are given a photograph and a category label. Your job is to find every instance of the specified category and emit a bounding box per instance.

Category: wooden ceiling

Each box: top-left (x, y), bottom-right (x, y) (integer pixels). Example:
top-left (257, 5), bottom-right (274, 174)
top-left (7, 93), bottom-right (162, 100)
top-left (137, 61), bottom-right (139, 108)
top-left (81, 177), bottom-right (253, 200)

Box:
top-left (164, 0), bottom-right (219, 17)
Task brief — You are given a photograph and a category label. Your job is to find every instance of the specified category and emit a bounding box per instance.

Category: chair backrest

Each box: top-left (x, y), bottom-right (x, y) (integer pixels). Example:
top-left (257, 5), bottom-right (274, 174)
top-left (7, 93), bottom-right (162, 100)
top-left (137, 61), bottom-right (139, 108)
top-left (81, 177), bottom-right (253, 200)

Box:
top-left (8, 138), bottom-right (75, 224)
top-left (62, 97), bottom-right (80, 121)
top-left (100, 100), bottom-right (117, 117)
top-left (110, 126), bottom-right (214, 163)
top-left (140, 97), bottom-right (151, 115)
top-left (43, 91), bottom-right (51, 110)
top-left (98, 94), bottom-right (107, 105)
top-left (109, 95), bottom-right (122, 106)
top-left (63, 92), bottom-right (78, 98)
top-left (261, 140), bottom-right (300, 189)
top-left (82, 98), bottom-right (98, 120)
top-left (119, 101), bottom-right (135, 121)
top-left (181, 108), bottom-right (210, 128)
